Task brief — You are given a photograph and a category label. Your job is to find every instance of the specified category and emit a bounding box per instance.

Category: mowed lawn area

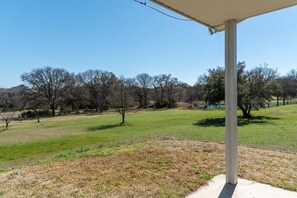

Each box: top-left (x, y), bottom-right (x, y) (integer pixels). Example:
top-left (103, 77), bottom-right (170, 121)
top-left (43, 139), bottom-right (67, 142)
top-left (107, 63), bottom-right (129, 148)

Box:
top-left (0, 105), bottom-right (296, 197)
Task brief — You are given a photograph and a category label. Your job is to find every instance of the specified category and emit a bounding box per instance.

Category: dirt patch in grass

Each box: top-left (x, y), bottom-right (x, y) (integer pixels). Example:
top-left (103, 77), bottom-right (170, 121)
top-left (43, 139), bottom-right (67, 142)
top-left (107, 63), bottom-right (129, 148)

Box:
top-left (0, 140), bottom-right (296, 197)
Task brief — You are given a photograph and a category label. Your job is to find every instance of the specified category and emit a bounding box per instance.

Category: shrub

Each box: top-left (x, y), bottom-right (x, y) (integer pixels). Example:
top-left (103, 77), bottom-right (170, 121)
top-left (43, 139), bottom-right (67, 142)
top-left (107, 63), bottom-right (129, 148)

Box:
top-left (21, 109), bottom-right (51, 119)
top-left (59, 107), bottom-right (72, 115)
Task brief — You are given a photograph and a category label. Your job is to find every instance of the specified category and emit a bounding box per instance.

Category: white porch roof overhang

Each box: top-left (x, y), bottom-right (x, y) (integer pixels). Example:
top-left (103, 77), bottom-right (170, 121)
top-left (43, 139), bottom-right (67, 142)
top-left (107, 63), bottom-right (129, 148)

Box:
top-left (149, 0), bottom-right (297, 185)
top-left (151, 0), bottom-right (297, 32)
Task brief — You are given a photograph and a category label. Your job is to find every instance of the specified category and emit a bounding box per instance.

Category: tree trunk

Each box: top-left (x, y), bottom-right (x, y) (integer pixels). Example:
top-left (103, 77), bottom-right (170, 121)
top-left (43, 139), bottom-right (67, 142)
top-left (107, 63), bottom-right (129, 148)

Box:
top-left (189, 101), bottom-right (193, 109)
top-left (277, 96), bottom-right (279, 106)
top-left (100, 104), bottom-right (105, 113)
top-left (239, 105), bottom-right (250, 119)
top-left (144, 93), bottom-right (148, 109)
top-left (121, 112), bottom-right (125, 124)
top-left (283, 93), bottom-right (286, 106)
top-left (247, 105), bottom-right (252, 119)
top-left (5, 121), bottom-right (8, 129)
top-left (138, 98), bottom-right (142, 108)
top-left (37, 116), bottom-right (40, 123)
top-left (242, 110), bottom-right (250, 119)
top-left (160, 89), bottom-right (164, 106)
top-left (51, 105), bottom-right (56, 116)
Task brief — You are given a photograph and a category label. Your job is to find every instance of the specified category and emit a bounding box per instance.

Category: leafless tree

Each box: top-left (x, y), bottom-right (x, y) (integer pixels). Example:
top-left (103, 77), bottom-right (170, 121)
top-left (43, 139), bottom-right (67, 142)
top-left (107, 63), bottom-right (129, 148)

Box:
top-left (275, 69), bottom-right (297, 106)
top-left (166, 77), bottom-right (178, 108)
top-left (177, 83), bottom-right (195, 108)
top-left (285, 69), bottom-right (297, 103)
top-left (110, 77), bottom-right (135, 124)
top-left (20, 87), bottom-right (46, 122)
top-left (153, 74), bottom-right (179, 108)
top-left (135, 73), bottom-right (153, 108)
top-left (21, 67), bottom-right (73, 116)
top-left (287, 69), bottom-right (297, 80)
top-left (78, 70), bottom-right (116, 112)
top-left (61, 74), bottom-right (88, 112)
top-left (0, 90), bottom-right (14, 129)
top-left (0, 110), bottom-right (15, 130)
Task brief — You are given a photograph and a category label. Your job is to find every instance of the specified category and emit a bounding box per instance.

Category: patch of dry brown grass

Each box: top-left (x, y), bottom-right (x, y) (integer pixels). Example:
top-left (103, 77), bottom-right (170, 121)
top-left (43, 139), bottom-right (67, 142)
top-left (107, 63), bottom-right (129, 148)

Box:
top-left (238, 147), bottom-right (297, 191)
top-left (0, 140), bottom-right (296, 197)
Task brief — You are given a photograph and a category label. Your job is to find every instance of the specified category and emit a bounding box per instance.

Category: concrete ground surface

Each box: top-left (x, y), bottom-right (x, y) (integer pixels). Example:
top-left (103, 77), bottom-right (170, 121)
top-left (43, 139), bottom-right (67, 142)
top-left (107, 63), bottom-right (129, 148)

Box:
top-left (187, 174), bottom-right (297, 198)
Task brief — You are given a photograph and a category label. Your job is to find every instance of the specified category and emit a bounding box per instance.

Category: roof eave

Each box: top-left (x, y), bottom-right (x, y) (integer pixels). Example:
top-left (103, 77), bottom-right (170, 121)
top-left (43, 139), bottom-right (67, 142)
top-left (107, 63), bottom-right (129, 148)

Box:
top-left (150, 0), bottom-right (297, 32)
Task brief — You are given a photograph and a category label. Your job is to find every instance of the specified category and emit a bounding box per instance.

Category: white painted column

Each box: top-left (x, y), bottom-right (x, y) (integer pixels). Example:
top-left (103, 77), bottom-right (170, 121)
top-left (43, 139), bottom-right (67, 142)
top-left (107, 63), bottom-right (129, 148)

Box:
top-left (225, 19), bottom-right (238, 184)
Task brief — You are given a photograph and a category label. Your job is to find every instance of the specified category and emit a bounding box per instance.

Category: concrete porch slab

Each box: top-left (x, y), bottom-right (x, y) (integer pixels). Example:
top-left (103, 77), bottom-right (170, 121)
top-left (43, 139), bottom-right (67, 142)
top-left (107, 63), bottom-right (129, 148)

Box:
top-left (187, 174), bottom-right (297, 198)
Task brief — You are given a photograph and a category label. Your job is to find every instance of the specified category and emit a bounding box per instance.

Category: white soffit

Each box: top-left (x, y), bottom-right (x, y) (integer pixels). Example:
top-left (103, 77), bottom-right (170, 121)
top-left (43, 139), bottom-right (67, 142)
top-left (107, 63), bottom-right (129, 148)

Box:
top-left (150, 0), bottom-right (297, 31)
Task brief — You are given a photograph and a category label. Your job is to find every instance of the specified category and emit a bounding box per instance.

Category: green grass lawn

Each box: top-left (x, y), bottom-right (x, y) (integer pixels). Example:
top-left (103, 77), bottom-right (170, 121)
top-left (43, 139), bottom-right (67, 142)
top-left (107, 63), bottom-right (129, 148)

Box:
top-left (0, 105), bottom-right (296, 171)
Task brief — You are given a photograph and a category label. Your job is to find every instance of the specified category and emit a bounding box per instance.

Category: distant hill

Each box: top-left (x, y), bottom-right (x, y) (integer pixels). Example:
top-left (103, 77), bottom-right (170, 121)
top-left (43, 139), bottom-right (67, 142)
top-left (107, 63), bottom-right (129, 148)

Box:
top-left (0, 85), bottom-right (26, 93)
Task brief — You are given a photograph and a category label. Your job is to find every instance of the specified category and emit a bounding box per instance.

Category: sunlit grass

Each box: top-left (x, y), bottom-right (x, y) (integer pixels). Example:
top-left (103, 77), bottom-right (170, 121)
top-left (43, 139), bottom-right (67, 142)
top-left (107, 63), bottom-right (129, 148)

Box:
top-left (0, 105), bottom-right (296, 170)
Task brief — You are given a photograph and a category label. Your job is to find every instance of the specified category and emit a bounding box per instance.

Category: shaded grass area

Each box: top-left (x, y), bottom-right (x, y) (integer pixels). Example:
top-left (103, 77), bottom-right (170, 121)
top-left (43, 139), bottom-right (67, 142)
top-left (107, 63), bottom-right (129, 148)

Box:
top-left (88, 123), bottom-right (124, 131)
top-left (0, 140), bottom-right (296, 197)
top-left (195, 116), bottom-right (281, 127)
top-left (0, 105), bottom-right (296, 171)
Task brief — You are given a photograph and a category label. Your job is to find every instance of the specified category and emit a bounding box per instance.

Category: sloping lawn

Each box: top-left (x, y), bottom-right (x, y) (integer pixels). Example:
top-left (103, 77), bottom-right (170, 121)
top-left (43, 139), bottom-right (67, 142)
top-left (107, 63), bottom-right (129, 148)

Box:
top-left (0, 105), bottom-right (296, 171)
top-left (0, 140), bottom-right (296, 197)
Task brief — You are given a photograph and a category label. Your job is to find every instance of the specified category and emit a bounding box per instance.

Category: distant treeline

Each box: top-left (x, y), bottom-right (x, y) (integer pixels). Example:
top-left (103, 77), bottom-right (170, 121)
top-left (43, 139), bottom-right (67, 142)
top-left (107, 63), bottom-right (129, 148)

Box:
top-left (0, 62), bottom-right (296, 125)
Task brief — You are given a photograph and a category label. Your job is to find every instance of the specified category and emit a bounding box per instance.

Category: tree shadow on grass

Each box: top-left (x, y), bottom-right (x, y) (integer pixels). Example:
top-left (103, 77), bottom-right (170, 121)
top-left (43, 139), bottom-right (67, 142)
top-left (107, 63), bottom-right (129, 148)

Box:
top-left (88, 124), bottom-right (124, 132)
top-left (194, 116), bottom-right (281, 127)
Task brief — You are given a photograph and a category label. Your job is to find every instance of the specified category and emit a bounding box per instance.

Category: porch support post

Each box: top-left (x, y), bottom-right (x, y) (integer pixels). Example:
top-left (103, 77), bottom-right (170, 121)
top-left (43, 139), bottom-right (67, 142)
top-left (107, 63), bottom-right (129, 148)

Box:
top-left (225, 19), bottom-right (238, 185)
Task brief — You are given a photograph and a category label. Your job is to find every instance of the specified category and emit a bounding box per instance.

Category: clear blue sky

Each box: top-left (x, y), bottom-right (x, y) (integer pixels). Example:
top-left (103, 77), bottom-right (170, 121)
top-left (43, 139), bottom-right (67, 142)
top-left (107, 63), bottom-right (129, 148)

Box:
top-left (0, 0), bottom-right (296, 88)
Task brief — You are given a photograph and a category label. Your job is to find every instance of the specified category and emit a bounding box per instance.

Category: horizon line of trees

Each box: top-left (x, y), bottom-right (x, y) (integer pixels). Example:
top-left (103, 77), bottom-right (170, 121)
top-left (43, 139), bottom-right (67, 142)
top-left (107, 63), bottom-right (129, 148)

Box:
top-left (0, 63), bottom-right (296, 129)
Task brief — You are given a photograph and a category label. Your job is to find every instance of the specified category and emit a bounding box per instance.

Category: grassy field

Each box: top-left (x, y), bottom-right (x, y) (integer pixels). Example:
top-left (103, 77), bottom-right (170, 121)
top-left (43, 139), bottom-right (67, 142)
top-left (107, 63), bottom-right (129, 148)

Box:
top-left (0, 105), bottom-right (296, 171)
top-left (0, 105), bottom-right (296, 196)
